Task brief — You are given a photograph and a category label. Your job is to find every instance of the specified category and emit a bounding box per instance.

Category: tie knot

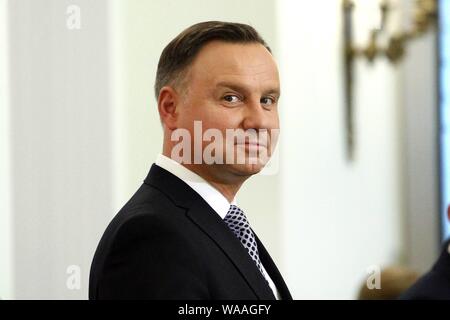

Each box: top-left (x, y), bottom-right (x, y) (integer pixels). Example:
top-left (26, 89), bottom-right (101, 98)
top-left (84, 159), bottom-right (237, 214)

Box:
top-left (226, 204), bottom-right (248, 222)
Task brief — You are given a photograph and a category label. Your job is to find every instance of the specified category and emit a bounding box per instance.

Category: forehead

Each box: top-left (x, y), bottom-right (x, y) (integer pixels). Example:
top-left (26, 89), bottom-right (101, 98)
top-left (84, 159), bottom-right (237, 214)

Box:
top-left (188, 41), bottom-right (279, 88)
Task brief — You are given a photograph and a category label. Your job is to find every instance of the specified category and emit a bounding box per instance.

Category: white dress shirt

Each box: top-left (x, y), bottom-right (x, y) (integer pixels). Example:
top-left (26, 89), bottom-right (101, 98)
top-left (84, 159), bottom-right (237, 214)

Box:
top-left (155, 154), bottom-right (281, 299)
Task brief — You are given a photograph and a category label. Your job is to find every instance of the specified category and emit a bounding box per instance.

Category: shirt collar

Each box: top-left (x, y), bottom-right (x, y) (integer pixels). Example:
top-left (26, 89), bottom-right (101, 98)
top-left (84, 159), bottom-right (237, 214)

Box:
top-left (155, 154), bottom-right (236, 219)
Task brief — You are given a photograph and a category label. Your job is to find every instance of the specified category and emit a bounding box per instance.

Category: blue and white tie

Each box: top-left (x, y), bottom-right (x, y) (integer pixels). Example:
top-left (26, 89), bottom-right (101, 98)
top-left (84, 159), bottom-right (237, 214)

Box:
top-left (224, 204), bottom-right (265, 277)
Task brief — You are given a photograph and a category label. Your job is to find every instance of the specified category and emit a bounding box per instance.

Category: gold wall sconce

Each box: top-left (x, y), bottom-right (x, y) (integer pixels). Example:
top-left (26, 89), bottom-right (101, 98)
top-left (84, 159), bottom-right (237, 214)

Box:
top-left (342, 0), bottom-right (438, 161)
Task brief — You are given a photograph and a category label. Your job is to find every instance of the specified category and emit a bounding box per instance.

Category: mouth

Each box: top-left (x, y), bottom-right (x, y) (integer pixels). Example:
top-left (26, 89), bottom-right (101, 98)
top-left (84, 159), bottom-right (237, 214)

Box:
top-left (235, 142), bottom-right (268, 148)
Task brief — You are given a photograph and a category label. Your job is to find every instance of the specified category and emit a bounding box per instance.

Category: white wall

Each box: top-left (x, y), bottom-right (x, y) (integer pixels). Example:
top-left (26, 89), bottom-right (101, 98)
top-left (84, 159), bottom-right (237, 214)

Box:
top-left (402, 32), bottom-right (440, 272)
top-left (0, 0), bottom-right (13, 300)
top-left (7, 0), bottom-right (114, 299)
top-left (278, 0), bottom-right (405, 299)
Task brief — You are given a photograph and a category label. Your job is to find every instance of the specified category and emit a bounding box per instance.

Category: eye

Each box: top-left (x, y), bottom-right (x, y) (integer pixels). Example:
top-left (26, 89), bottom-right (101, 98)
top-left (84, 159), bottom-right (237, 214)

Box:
top-left (223, 95), bottom-right (241, 103)
top-left (261, 96), bottom-right (276, 106)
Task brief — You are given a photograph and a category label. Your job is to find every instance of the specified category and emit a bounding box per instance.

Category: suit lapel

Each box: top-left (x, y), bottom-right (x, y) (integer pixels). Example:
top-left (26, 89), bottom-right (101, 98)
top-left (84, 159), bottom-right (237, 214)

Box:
top-left (186, 199), bottom-right (276, 300)
top-left (144, 164), bottom-right (275, 300)
top-left (254, 233), bottom-right (293, 300)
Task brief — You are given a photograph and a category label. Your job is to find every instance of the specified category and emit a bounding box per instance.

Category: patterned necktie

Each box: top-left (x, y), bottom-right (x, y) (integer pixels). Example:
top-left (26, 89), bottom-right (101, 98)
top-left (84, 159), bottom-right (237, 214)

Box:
top-left (224, 204), bottom-right (265, 277)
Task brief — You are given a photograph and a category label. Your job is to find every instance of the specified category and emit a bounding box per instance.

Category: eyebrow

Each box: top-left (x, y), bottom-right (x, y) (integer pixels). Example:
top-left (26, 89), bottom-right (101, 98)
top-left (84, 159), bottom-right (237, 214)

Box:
top-left (215, 81), bottom-right (281, 97)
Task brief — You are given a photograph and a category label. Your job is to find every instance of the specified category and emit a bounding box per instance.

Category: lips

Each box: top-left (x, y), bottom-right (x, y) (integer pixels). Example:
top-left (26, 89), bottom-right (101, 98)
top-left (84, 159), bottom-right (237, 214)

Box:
top-left (234, 137), bottom-right (268, 148)
top-left (245, 142), bottom-right (266, 147)
top-left (235, 141), bottom-right (268, 148)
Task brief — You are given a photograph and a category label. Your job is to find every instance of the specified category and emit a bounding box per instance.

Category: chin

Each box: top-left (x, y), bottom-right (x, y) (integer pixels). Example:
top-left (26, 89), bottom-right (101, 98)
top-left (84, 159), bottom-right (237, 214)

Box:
top-left (230, 161), bottom-right (265, 176)
top-left (225, 146), bottom-right (272, 174)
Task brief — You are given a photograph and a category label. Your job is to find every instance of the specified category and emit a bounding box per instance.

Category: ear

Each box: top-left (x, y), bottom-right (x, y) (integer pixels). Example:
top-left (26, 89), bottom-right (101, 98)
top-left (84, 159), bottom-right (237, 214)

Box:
top-left (157, 86), bottom-right (179, 130)
top-left (447, 205), bottom-right (450, 223)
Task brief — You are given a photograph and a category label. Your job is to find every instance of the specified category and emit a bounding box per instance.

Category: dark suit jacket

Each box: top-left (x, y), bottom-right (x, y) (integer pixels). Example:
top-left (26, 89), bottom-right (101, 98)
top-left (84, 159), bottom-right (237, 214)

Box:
top-left (89, 164), bottom-right (292, 300)
top-left (400, 239), bottom-right (450, 300)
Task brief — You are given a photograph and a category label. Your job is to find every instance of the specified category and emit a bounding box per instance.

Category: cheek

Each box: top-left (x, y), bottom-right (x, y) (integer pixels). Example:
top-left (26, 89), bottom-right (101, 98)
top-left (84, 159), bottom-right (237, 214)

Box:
top-left (270, 109), bottom-right (280, 128)
top-left (177, 101), bottom-right (208, 129)
top-left (199, 107), bottom-right (240, 131)
top-left (185, 93), bottom-right (243, 130)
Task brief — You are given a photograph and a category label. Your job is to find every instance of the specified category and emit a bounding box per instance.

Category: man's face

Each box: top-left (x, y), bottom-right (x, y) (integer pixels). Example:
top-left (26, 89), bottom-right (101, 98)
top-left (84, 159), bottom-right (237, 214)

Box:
top-left (173, 41), bottom-right (280, 181)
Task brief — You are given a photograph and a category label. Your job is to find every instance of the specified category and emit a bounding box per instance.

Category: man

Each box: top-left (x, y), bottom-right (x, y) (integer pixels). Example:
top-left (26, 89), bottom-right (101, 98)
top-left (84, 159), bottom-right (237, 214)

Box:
top-left (89, 21), bottom-right (292, 300)
top-left (400, 205), bottom-right (450, 299)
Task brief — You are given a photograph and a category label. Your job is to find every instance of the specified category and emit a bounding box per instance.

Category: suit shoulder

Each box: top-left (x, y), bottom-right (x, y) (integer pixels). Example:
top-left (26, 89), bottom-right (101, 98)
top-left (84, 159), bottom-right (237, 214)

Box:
top-left (400, 265), bottom-right (450, 299)
top-left (107, 203), bottom-right (189, 248)
top-left (91, 184), bottom-right (190, 270)
top-left (108, 183), bottom-right (186, 232)
top-left (115, 210), bottom-right (187, 242)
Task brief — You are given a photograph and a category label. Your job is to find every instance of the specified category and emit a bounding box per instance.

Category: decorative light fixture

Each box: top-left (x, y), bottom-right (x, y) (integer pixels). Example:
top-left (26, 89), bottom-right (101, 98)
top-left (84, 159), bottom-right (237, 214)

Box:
top-left (342, 0), bottom-right (438, 161)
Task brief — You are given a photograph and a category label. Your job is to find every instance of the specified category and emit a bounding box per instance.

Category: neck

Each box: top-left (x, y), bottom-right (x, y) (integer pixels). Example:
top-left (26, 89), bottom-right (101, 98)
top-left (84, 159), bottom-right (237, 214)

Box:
top-left (202, 177), bottom-right (243, 203)
top-left (162, 149), bottom-right (246, 203)
top-left (183, 163), bottom-right (246, 203)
